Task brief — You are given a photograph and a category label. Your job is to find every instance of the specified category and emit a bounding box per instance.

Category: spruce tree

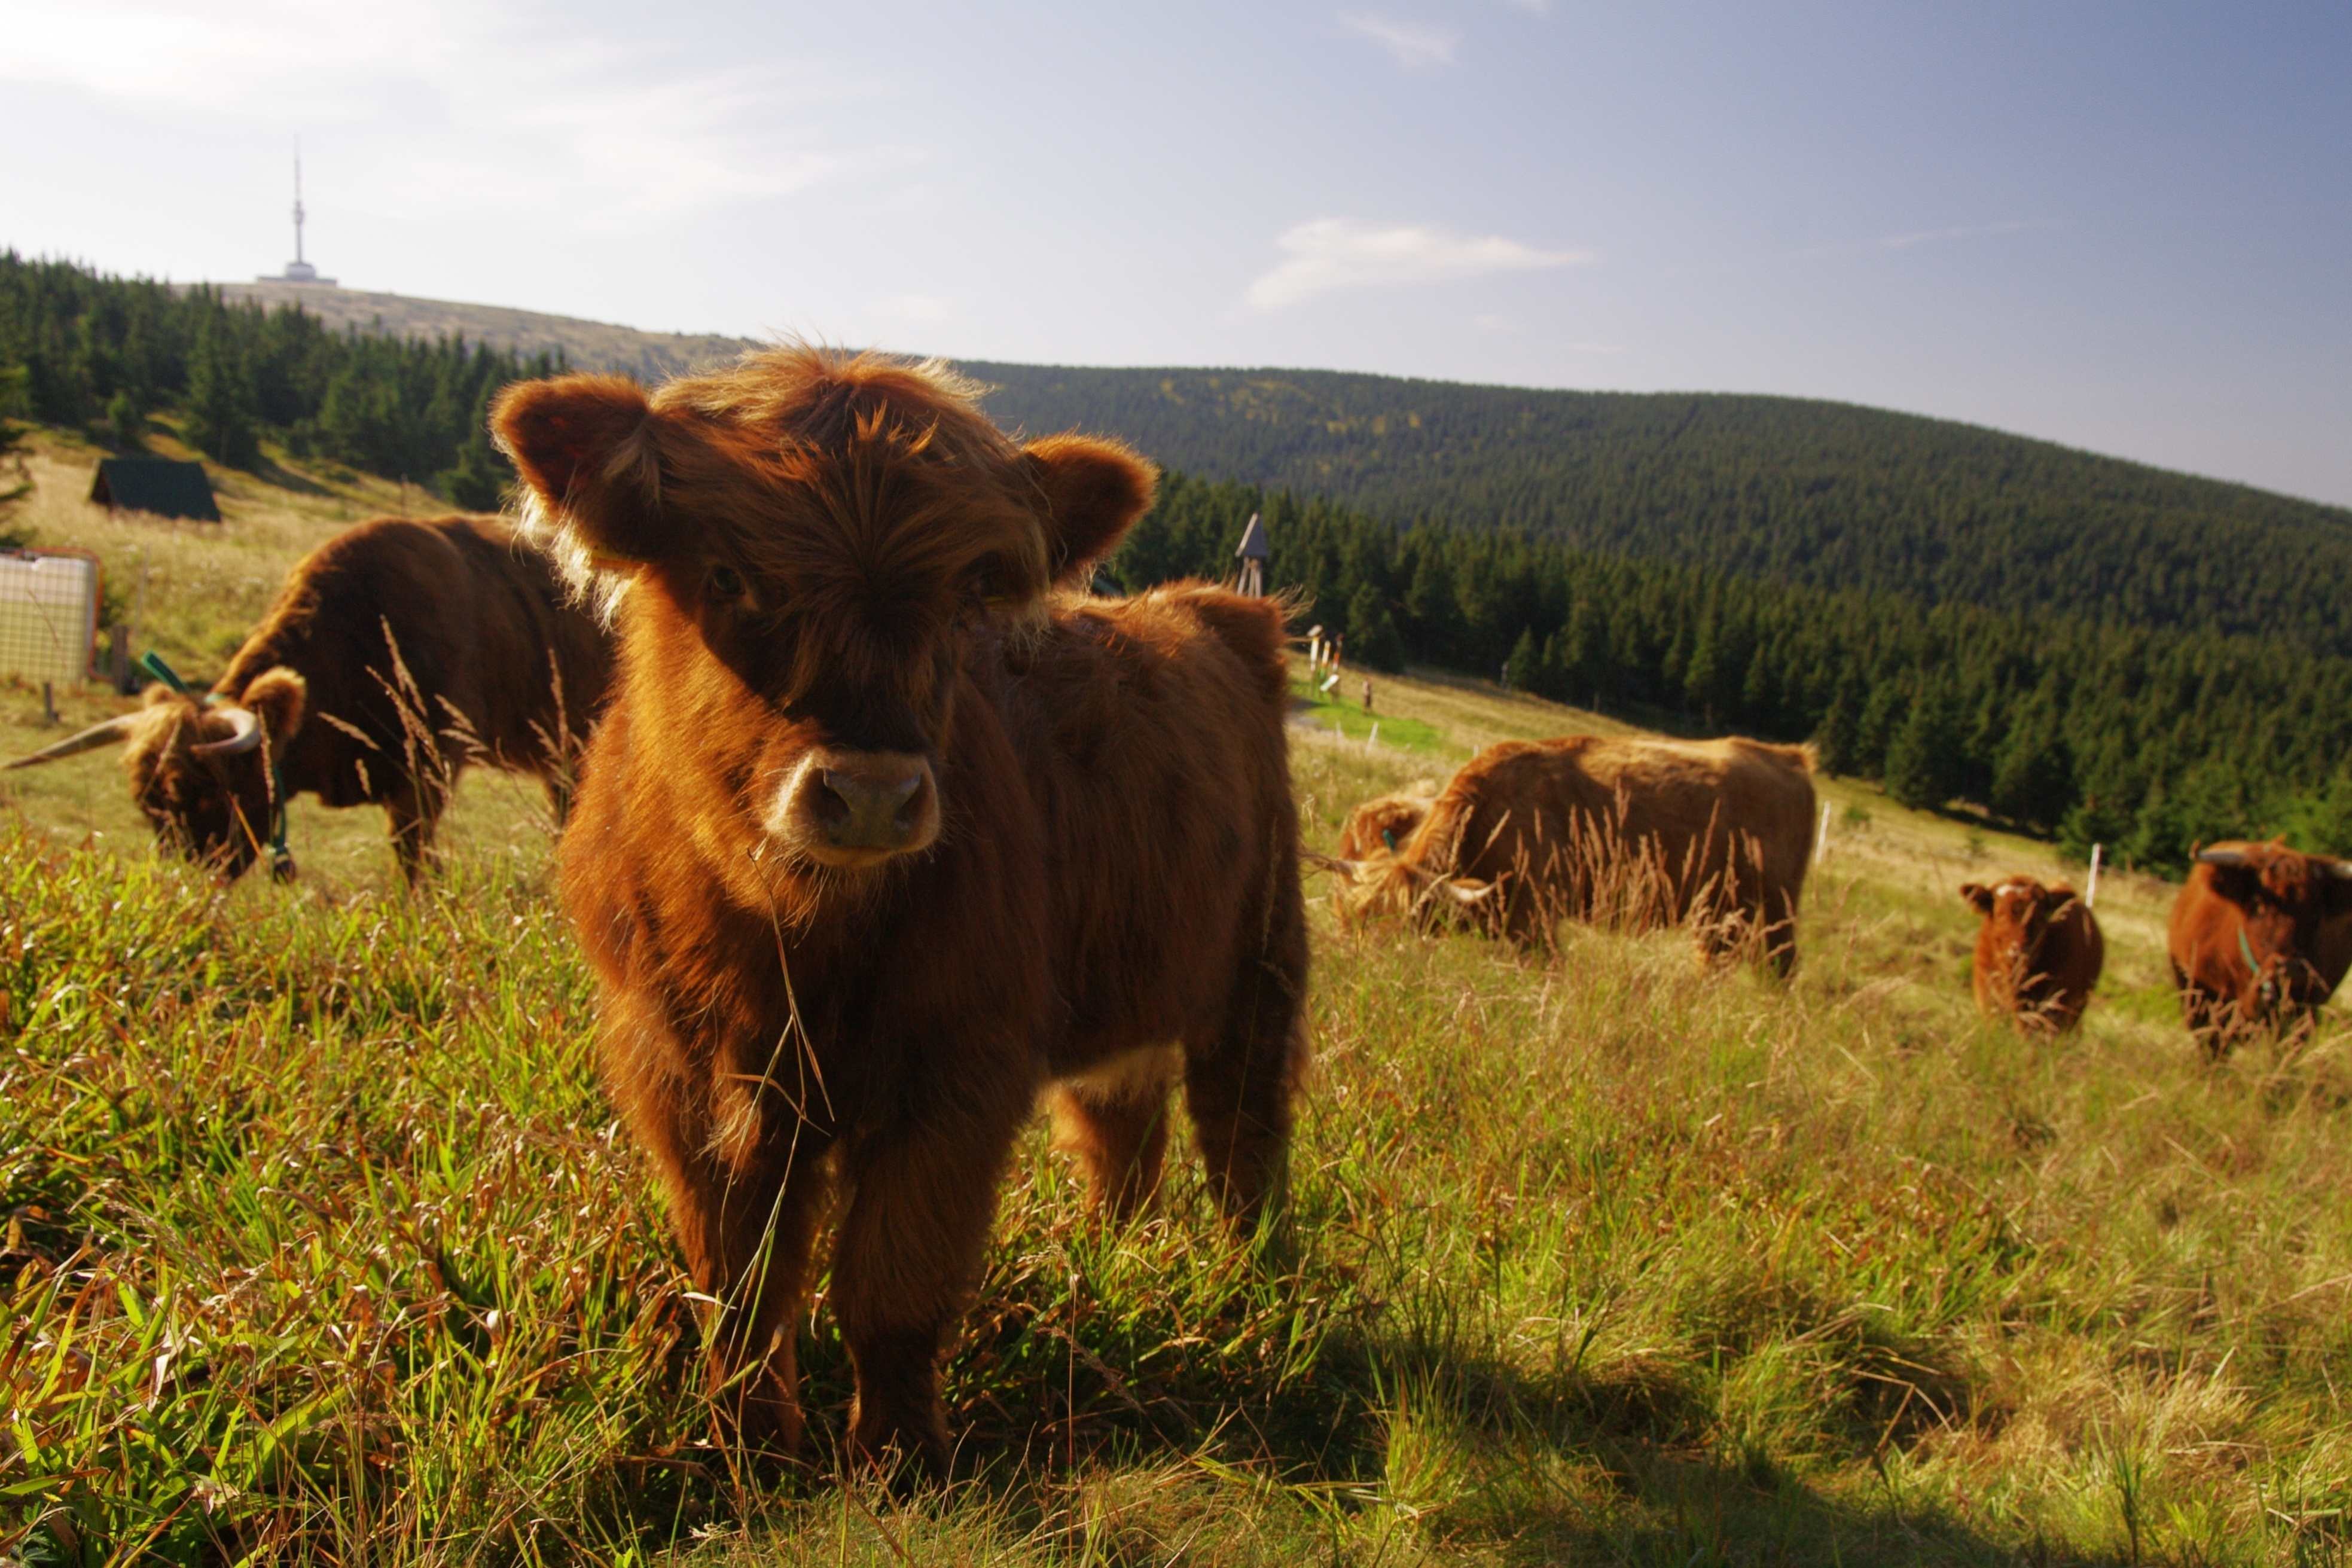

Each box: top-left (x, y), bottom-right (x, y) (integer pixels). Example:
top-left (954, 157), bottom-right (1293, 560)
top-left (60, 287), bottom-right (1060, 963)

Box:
top-left (1347, 583), bottom-right (1407, 673)
top-left (1503, 627), bottom-right (1539, 691)
top-left (1883, 684), bottom-right (1964, 810)
top-left (183, 315), bottom-right (259, 468)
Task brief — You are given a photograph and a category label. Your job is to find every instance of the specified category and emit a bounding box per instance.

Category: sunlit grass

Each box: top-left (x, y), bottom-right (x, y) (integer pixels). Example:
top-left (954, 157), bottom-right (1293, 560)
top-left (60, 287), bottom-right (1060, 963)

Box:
top-left (6, 451), bottom-right (2352, 1563)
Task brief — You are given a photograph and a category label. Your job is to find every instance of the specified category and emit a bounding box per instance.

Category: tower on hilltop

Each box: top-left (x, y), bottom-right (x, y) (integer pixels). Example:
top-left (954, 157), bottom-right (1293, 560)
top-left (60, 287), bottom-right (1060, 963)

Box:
top-left (258, 147), bottom-right (335, 286)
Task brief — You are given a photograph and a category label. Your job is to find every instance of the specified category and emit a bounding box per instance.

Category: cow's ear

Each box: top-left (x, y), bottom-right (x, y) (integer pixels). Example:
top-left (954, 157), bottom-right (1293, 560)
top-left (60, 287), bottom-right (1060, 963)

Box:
top-left (492, 375), bottom-right (667, 563)
top-left (2323, 861), bottom-right (2352, 916)
top-left (1022, 434), bottom-right (1157, 584)
top-left (1960, 883), bottom-right (1993, 916)
top-left (240, 666), bottom-right (307, 747)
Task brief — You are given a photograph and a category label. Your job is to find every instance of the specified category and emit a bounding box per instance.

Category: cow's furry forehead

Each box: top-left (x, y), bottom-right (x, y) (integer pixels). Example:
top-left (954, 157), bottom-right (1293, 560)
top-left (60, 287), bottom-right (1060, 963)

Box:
top-left (670, 352), bottom-right (1045, 588)
top-left (521, 346), bottom-right (1056, 622)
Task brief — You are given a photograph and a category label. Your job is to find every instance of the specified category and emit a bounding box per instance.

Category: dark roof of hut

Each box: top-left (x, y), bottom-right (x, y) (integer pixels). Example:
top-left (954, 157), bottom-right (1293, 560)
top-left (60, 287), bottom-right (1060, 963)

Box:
top-left (89, 458), bottom-right (220, 521)
top-left (1234, 511), bottom-right (1268, 560)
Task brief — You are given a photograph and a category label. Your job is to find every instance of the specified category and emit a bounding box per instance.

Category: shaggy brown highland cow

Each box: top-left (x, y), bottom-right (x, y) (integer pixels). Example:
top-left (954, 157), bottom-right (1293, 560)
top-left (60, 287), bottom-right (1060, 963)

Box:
top-left (2167, 839), bottom-right (2352, 1054)
top-left (6, 514), bottom-right (610, 883)
top-left (492, 347), bottom-right (1307, 1474)
top-left (1959, 875), bottom-right (2104, 1033)
top-left (1333, 734), bottom-right (1816, 973)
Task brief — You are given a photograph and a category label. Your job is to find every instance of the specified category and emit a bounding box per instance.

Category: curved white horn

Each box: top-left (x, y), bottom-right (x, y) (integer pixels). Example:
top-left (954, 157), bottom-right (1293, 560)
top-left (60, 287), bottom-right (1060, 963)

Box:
top-left (192, 706), bottom-right (264, 758)
top-left (2195, 846), bottom-right (2252, 867)
top-left (1301, 849), bottom-right (1365, 881)
top-left (5, 713), bottom-right (138, 768)
top-left (2326, 858), bottom-right (2352, 881)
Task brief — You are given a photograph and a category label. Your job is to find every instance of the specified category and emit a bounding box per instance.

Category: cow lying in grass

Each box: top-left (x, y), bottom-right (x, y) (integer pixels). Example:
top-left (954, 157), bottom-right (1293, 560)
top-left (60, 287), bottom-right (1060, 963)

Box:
top-left (2168, 840), bottom-right (2352, 1054)
top-left (493, 347), bottom-right (1307, 1475)
top-left (1329, 734), bottom-right (1816, 974)
top-left (5, 515), bottom-right (611, 883)
top-left (1959, 875), bottom-right (2103, 1033)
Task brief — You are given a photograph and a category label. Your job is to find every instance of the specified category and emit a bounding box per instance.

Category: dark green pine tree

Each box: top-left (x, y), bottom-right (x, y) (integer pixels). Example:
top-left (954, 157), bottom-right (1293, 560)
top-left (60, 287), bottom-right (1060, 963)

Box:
top-left (1988, 711), bottom-right (2075, 831)
top-left (1347, 582), bottom-right (1407, 673)
top-left (1813, 676), bottom-right (1865, 777)
top-left (1503, 627), bottom-right (1540, 691)
top-left (182, 313), bottom-right (260, 468)
top-left (438, 387), bottom-right (507, 511)
top-left (106, 388), bottom-right (144, 451)
top-left (1883, 682), bottom-right (1966, 810)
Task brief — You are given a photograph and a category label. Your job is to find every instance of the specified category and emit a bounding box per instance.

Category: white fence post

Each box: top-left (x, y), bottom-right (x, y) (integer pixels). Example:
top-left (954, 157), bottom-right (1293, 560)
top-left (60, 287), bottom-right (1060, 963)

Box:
top-left (1366, 722), bottom-right (1379, 753)
top-left (1816, 800), bottom-right (1832, 862)
top-left (2086, 843), bottom-right (2103, 907)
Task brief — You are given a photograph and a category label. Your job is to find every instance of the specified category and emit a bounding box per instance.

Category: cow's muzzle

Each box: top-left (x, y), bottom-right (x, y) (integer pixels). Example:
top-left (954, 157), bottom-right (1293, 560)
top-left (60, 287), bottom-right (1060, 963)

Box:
top-left (776, 750), bottom-right (940, 865)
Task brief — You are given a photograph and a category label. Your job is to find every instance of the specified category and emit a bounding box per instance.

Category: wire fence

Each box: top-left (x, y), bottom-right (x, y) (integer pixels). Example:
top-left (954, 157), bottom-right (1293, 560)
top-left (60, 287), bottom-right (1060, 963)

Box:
top-left (0, 550), bottom-right (99, 687)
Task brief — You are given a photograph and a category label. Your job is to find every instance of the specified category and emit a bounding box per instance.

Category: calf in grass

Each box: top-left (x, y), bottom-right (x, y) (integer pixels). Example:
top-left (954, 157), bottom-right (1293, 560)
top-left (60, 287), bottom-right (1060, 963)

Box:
top-left (6, 515), bottom-right (611, 883)
top-left (493, 347), bottom-right (1307, 1475)
top-left (1960, 875), bottom-right (2103, 1033)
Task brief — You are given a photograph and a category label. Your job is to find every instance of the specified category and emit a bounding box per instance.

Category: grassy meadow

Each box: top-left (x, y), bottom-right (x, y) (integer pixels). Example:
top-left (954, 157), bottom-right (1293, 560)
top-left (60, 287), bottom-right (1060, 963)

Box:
top-left (5, 444), bottom-right (2352, 1566)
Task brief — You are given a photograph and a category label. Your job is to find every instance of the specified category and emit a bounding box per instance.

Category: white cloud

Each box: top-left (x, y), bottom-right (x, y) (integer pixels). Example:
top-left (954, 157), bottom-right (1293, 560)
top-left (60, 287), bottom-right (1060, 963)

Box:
top-left (1248, 218), bottom-right (1593, 310)
top-left (1339, 14), bottom-right (1460, 68)
top-left (1878, 220), bottom-right (2038, 249)
top-left (0, 0), bottom-right (909, 224)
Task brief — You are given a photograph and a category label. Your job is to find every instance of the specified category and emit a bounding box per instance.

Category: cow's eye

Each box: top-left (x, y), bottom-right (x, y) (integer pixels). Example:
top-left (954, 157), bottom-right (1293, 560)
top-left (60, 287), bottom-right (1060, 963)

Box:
top-left (967, 559), bottom-right (1009, 606)
top-left (707, 563), bottom-right (746, 600)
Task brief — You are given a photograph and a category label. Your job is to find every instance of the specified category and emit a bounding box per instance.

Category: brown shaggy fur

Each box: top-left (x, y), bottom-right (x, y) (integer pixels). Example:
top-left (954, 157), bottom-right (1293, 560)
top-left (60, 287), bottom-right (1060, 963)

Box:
top-left (492, 347), bottom-right (1307, 1475)
top-left (23, 515), bottom-right (609, 883)
top-left (1960, 875), bottom-right (2103, 1033)
top-left (2168, 839), bottom-right (2352, 1054)
top-left (1335, 780), bottom-right (1438, 860)
top-left (1341, 734), bottom-right (1816, 974)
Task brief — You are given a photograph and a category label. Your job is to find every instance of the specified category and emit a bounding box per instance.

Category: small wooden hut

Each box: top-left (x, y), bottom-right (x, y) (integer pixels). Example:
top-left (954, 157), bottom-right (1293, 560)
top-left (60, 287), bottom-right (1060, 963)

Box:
top-left (1234, 511), bottom-right (1268, 597)
top-left (90, 458), bottom-right (219, 521)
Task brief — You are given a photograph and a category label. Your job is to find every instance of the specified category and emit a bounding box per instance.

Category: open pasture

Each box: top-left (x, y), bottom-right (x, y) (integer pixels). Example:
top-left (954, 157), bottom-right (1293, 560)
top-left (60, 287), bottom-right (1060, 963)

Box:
top-left (5, 457), bottom-right (2352, 1565)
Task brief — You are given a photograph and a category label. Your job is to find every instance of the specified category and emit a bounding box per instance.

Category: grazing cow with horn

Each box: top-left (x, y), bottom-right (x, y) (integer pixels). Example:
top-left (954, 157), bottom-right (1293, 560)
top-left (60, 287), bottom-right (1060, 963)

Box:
top-left (1327, 734), bottom-right (1817, 974)
top-left (1334, 780), bottom-right (1438, 861)
top-left (2167, 839), bottom-right (2352, 1054)
top-left (1960, 875), bottom-right (2104, 1033)
top-left (5, 515), bottom-right (612, 883)
top-left (491, 346), bottom-right (1307, 1476)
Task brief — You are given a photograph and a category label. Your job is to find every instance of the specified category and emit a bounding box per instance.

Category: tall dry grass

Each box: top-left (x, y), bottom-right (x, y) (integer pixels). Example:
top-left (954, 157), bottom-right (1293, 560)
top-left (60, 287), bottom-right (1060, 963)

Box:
top-left (5, 456), bottom-right (2350, 1563)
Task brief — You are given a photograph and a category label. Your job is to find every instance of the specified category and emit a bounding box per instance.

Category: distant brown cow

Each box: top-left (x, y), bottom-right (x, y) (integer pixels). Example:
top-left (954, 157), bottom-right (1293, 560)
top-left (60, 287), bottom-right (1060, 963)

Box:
top-left (2167, 840), bottom-right (2352, 1054)
top-left (1335, 734), bottom-right (1816, 974)
top-left (1960, 875), bottom-right (2103, 1032)
top-left (1334, 779), bottom-right (1438, 860)
top-left (492, 347), bottom-right (1306, 1475)
top-left (6, 515), bottom-right (611, 883)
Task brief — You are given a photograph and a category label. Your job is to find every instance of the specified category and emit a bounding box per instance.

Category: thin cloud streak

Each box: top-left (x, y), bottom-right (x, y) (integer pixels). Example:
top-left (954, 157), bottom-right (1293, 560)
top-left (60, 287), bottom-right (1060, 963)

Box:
top-left (1249, 218), bottom-right (1594, 309)
top-left (1667, 219), bottom-right (2053, 276)
top-left (1339, 14), bottom-right (1460, 68)
top-left (1878, 219), bottom-right (2039, 249)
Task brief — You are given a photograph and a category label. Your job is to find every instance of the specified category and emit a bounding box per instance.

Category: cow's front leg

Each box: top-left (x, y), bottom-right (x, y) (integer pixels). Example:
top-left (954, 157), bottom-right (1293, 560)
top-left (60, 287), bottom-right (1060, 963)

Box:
top-left (608, 1001), bottom-right (832, 1453)
top-left (829, 1092), bottom-right (1026, 1478)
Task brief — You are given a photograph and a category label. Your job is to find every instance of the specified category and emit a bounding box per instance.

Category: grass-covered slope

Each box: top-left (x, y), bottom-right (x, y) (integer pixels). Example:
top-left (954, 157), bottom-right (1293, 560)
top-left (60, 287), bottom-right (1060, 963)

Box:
top-left (967, 362), bottom-right (2352, 652)
top-left (8, 625), bottom-right (2352, 1561)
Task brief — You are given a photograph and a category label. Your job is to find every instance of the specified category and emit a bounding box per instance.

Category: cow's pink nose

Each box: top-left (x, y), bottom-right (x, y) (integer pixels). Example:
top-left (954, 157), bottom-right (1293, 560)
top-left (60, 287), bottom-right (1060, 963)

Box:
top-left (810, 764), bottom-right (932, 851)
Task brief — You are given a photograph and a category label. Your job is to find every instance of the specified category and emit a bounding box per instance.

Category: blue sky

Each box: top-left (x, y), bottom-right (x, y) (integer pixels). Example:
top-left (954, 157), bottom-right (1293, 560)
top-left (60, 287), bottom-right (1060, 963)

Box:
top-left (7, 1), bottom-right (2348, 505)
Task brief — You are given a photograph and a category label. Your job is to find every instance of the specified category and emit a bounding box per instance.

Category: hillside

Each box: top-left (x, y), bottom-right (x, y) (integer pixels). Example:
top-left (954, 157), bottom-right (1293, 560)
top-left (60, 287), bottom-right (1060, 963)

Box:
top-left (966, 362), bottom-right (2352, 651)
top-left (175, 283), bottom-right (2352, 652)
top-left (212, 280), bottom-right (755, 384)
